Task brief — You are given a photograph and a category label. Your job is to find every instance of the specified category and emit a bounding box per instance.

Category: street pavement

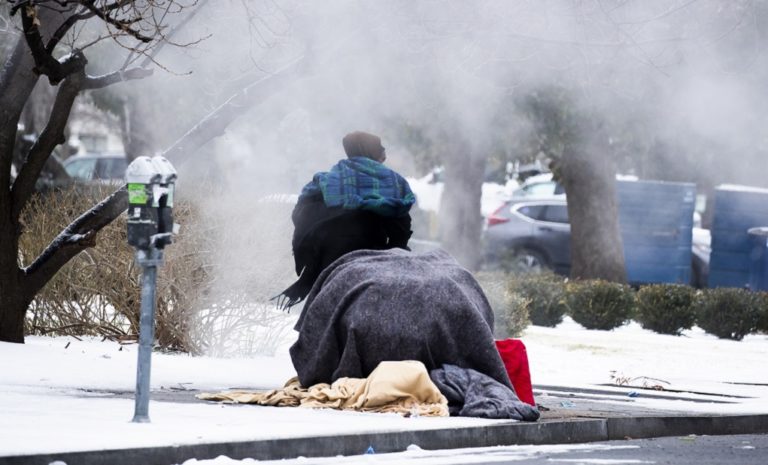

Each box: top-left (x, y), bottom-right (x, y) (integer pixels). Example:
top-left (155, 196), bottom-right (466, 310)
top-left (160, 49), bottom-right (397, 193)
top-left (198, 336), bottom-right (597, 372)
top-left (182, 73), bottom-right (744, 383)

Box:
top-left (234, 433), bottom-right (768, 465)
top-left (2, 382), bottom-right (768, 465)
top-left (442, 434), bottom-right (768, 465)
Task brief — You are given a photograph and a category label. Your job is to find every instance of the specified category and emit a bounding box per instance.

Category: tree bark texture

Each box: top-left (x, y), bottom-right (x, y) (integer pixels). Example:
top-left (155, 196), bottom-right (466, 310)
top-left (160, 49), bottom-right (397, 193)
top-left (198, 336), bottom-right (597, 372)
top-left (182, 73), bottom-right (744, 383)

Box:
top-left (560, 147), bottom-right (627, 282)
top-left (12, 70), bottom-right (84, 218)
top-left (0, 289), bottom-right (31, 343)
top-left (0, 35), bottom-right (43, 343)
top-left (0, 11), bottom-right (91, 343)
top-left (0, 206), bottom-right (26, 343)
top-left (0, 74), bottom-right (85, 342)
top-left (1, 36), bottom-right (40, 198)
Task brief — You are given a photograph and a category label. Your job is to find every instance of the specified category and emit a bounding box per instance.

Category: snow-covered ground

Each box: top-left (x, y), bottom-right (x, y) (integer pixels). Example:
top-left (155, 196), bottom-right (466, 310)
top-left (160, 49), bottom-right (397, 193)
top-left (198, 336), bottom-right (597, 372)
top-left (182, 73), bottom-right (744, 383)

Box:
top-left (1, 318), bottom-right (767, 461)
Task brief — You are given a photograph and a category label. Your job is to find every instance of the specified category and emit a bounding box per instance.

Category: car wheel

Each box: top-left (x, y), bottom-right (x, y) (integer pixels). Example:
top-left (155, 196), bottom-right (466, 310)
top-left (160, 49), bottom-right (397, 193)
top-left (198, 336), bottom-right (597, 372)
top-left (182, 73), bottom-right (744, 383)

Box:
top-left (511, 248), bottom-right (549, 273)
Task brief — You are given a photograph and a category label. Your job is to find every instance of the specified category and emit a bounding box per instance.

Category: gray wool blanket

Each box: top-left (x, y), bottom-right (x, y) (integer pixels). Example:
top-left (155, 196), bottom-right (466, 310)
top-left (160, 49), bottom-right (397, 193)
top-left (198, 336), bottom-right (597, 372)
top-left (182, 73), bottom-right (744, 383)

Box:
top-left (430, 364), bottom-right (540, 421)
top-left (290, 248), bottom-right (513, 390)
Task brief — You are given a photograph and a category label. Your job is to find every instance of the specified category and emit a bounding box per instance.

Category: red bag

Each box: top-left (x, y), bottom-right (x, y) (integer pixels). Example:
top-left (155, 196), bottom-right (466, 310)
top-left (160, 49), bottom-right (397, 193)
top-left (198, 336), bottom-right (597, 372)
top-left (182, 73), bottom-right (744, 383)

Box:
top-left (495, 338), bottom-right (536, 406)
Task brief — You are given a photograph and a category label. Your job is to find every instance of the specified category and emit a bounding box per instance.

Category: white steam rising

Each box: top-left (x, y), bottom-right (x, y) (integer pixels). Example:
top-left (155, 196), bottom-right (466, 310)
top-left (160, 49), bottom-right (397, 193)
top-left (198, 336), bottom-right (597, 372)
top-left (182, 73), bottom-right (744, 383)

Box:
top-left (103, 0), bottom-right (768, 353)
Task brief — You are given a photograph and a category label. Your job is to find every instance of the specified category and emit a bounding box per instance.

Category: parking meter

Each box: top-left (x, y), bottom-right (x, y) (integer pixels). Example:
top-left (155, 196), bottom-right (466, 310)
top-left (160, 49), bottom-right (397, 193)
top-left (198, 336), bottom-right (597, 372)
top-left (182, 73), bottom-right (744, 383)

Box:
top-left (126, 156), bottom-right (177, 250)
top-left (151, 156), bottom-right (178, 249)
top-left (125, 155), bottom-right (178, 423)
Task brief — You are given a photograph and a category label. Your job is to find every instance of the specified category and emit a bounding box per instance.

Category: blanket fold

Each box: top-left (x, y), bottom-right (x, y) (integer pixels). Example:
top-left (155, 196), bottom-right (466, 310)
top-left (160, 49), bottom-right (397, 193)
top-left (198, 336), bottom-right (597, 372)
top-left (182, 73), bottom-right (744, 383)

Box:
top-left (430, 364), bottom-right (540, 421)
top-left (197, 360), bottom-right (448, 417)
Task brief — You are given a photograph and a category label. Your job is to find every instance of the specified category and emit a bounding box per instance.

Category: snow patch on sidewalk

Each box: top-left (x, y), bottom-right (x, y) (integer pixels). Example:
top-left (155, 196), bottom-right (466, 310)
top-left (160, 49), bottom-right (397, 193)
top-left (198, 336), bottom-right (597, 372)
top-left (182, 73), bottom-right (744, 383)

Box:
top-left (1, 317), bottom-right (767, 457)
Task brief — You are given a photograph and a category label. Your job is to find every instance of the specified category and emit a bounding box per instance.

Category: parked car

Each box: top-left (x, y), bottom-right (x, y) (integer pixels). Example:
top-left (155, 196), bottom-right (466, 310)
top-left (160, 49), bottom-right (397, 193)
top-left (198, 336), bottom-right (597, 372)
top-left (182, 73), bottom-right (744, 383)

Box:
top-left (483, 197), bottom-right (711, 287)
top-left (63, 153), bottom-right (128, 183)
top-left (483, 198), bottom-right (572, 275)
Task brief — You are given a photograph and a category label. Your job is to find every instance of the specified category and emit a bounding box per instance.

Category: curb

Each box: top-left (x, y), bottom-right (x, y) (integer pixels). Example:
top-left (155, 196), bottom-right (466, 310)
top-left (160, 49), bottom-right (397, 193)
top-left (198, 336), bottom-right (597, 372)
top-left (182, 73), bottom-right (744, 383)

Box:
top-left (3, 414), bottom-right (768, 465)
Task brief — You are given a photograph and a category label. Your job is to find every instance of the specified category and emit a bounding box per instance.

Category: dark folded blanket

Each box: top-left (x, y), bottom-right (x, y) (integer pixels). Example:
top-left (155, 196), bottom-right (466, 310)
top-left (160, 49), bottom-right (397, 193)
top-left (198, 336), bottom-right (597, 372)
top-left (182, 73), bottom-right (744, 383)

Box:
top-left (430, 364), bottom-right (540, 421)
top-left (290, 248), bottom-right (512, 390)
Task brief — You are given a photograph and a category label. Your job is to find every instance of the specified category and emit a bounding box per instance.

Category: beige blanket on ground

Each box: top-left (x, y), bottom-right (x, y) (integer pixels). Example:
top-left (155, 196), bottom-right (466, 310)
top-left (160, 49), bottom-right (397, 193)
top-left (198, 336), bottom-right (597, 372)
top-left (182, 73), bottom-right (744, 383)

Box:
top-left (196, 360), bottom-right (449, 417)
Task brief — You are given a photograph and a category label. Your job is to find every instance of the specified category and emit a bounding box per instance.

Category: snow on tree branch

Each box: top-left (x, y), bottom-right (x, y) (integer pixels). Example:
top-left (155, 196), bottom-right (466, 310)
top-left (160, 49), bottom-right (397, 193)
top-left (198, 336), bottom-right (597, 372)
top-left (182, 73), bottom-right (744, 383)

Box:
top-left (83, 66), bottom-right (154, 89)
top-left (23, 186), bottom-right (126, 295)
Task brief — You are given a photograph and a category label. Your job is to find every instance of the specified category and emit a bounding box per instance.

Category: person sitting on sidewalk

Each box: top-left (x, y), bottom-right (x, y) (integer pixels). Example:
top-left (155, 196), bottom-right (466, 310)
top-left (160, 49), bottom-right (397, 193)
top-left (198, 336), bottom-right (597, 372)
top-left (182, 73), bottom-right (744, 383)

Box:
top-left (276, 131), bottom-right (538, 421)
top-left (275, 130), bottom-right (415, 309)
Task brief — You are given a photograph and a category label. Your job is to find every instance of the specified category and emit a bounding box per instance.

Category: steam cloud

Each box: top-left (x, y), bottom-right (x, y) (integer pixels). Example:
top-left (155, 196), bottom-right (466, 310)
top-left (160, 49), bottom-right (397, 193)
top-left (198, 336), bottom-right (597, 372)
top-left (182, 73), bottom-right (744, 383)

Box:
top-left (87, 0), bottom-right (768, 351)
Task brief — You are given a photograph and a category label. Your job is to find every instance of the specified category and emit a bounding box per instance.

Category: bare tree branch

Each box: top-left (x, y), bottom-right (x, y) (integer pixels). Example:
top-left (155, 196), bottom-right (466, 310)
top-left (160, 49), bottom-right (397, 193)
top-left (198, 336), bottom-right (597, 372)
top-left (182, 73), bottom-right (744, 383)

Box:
top-left (83, 66), bottom-right (153, 89)
top-left (11, 68), bottom-right (85, 219)
top-left (46, 10), bottom-right (94, 53)
top-left (77, 0), bottom-right (154, 43)
top-left (29, 0), bottom-right (75, 13)
top-left (8, 1), bottom-right (30, 17)
top-left (20, 4), bottom-right (86, 84)
top-left (122, 0), bottom-right (211, 70)
top-left (23, 186), bottom-right (128, 297)
top-left (0, 9), bottom-right (65, 224)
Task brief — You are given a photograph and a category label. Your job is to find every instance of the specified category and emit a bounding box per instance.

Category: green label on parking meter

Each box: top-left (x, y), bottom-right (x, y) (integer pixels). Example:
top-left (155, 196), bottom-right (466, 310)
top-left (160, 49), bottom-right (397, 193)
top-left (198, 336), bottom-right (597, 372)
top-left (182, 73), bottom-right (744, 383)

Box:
top-left (128, 183), bottom-right (148, 205)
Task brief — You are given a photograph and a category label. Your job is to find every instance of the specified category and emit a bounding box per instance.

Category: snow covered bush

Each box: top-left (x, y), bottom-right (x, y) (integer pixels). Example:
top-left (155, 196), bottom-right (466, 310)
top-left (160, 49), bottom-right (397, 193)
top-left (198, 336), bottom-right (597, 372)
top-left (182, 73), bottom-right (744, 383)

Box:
top-left (474, 271), bottom-right (530, 338)
top-left (501, 293), bottom-right (532, 338)
top-left (20, 185), bottom-right (208, 351)
top-left (565, 280), bottom-right (635, 330)
top-left (21, 185), bottom-right (135, 340)
top-left (635, 284), bottom-right (697, 336)
top-left (508, 272), bottom-right (568, 327)
top-left (21, 186), bottom-right (297, 356)
top-left (694, 288), bottom-right (763, 341)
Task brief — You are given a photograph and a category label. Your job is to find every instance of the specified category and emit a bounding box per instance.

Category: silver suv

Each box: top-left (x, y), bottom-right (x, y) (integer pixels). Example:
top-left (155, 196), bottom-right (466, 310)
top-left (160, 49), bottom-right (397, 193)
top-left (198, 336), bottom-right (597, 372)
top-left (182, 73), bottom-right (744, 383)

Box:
top-left (483, 198), bottom-right (571, 275)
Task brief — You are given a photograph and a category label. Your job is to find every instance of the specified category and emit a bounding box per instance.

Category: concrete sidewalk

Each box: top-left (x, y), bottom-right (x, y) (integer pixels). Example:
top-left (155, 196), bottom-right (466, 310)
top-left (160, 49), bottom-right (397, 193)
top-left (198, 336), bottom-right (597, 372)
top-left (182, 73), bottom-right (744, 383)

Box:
top-left (4, 383), bottom-right (768, 465)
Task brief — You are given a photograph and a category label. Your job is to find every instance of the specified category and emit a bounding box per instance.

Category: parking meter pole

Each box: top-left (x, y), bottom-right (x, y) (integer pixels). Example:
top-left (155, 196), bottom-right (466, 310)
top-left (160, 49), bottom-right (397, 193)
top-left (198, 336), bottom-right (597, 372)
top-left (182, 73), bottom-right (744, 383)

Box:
top-left (126, 156), bottom-right (177, 424)
top-left (132, 247), bottom-right (163, 423)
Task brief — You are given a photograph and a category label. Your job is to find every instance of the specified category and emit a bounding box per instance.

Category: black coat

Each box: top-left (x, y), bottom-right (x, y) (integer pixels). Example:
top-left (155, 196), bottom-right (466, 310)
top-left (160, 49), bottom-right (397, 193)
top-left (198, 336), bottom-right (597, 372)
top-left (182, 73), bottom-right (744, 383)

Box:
top-left (276, 191), bottom-right (412, 309)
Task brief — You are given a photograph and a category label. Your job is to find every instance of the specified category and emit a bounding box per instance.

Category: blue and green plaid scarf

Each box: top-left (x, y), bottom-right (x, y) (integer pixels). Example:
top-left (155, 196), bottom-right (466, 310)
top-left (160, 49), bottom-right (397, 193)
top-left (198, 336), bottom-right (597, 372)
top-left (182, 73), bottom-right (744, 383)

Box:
top-left (300, 157), bottom-right (416, 217)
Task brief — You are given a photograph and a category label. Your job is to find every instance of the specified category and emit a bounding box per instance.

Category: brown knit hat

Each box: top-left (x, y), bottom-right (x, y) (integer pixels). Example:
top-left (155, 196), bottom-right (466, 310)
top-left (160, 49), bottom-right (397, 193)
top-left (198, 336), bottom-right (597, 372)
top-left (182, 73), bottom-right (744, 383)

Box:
top-left (342, 131), bottom-right (386, 162)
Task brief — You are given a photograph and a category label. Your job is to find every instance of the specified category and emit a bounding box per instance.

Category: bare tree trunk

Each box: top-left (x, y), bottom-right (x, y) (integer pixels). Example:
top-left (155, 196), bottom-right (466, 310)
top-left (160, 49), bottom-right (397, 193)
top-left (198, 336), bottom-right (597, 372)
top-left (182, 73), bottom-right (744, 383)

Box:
top-left (560, 147), bottom-right (626, 282)
top-left (0, 282), bottom-right (31, 343)
top-left (1, 38), bottom-right (40, 185)
top-left (0, 35), bottom-right (45, 343)
top-left (439, 136), bottom-right (485, 270)
top-left (0, 210), bottom-right (25, 342)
